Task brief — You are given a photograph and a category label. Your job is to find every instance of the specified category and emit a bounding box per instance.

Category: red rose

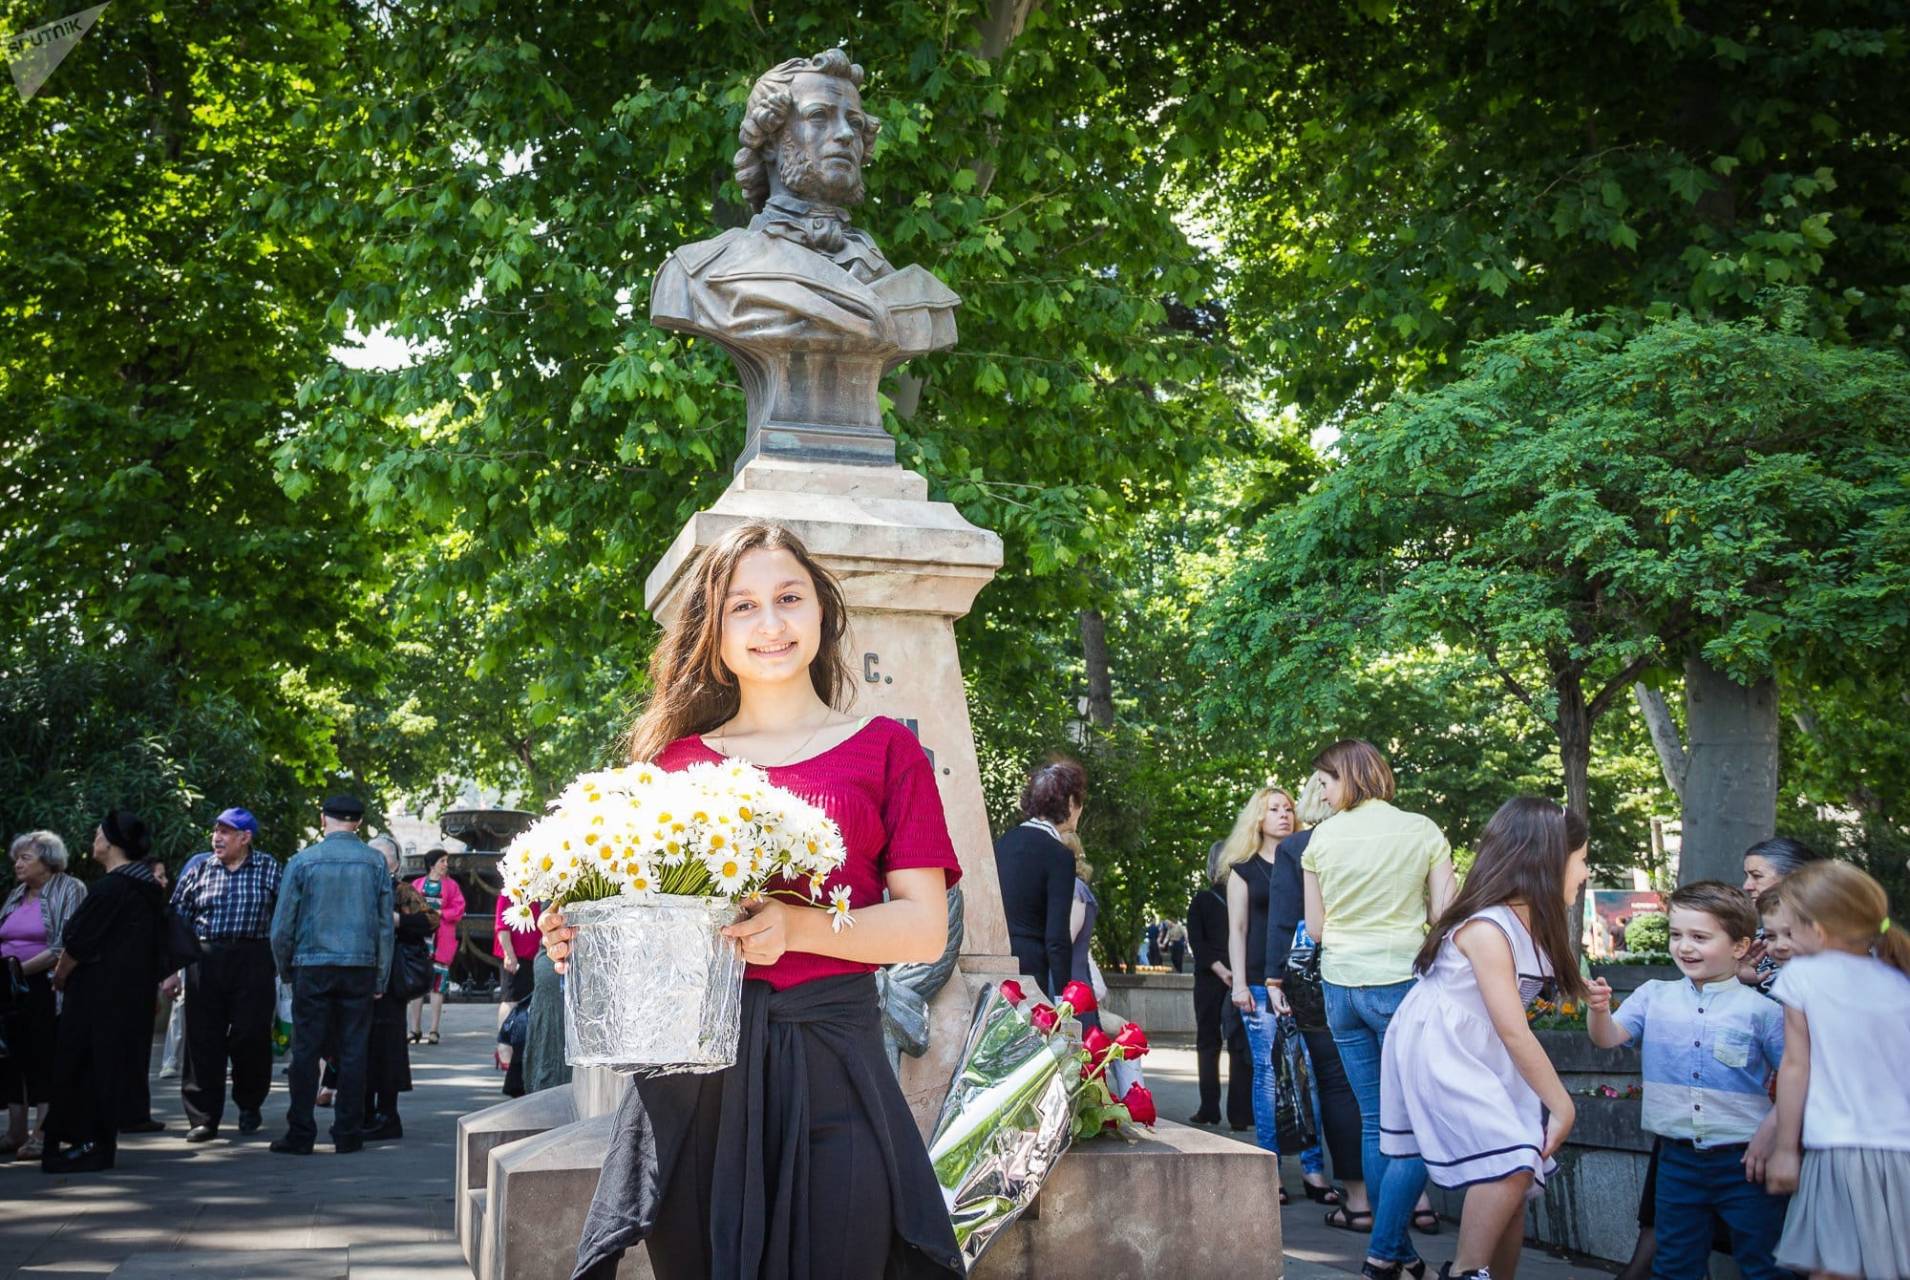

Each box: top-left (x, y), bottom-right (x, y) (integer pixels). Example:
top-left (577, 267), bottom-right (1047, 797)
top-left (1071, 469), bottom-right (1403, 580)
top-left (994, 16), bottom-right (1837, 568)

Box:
top-left (1121, 1083), bottom-right (1157, 1127)
top-left (1029, 1002), bottom-right (1059, 1034)
top-left (1059, 980), bottom-right (1098, 1015)
top-left (1114, 1022), bottom-right (1150, 1059)
top-left (1082, 1026), bottom-right (1115, 1059)
top-left (998, 979), bottom-right (1025, 1007)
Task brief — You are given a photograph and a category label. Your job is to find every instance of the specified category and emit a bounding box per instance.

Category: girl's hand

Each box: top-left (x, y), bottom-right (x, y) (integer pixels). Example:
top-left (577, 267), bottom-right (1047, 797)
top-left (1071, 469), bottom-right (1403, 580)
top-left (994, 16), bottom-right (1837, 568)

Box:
top-left (1541, 1099), bottom-right (1575, 1158)
top-left (1231, 981), bottom-right (1256, 1012)
top-left (538, 908), bottom-right (574, 974)
top-left (1586, 978), bottom-right (1613, 1015)
top-left (722, 898), bottom-right (791, 966)
top-left (1764, 1148), bottom-right (1802, 1195)
top-left (1264, 981), bottom-right (1291, 1016)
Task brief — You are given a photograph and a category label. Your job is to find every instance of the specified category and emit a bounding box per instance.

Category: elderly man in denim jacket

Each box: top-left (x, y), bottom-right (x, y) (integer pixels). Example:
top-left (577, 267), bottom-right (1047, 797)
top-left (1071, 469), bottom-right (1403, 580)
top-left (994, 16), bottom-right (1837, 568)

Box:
top-left (268, 795), bottom-right (392, 1154)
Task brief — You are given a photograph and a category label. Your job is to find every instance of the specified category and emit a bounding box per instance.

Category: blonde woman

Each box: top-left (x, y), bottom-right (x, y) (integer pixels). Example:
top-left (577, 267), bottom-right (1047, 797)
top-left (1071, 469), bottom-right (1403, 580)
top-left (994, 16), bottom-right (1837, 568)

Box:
top-left (1058, 832), bottom-right (1104, 1029)
top-left (1225, 785), bottom-right (1340, 1202)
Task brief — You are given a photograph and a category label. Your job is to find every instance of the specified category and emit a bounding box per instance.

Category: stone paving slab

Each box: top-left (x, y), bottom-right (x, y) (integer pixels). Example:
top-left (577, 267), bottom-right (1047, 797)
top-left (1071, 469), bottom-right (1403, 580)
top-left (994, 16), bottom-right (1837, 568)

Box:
top-left (2, 1004), bottom-right (504, 1278)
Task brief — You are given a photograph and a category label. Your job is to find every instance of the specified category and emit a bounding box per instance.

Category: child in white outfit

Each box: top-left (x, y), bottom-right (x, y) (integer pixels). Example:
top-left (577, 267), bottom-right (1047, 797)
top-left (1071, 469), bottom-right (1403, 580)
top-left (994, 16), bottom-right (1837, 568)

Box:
top-left (1379, 797), bottom-right (1590, 1280)
top-left (1765, 861), bottom-right (1910, 1280)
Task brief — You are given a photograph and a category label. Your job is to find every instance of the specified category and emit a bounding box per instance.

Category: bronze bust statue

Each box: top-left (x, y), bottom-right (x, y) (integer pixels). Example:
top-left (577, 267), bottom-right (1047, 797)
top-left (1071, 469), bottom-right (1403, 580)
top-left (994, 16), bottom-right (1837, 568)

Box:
top-left (651, 49), bottom-right (960, 471)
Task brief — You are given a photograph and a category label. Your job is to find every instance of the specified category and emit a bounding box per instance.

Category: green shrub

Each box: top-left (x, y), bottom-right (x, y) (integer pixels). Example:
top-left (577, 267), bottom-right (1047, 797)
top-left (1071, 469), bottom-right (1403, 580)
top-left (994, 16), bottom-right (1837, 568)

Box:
top-left (1625, 912), bottom-right (1670, 953)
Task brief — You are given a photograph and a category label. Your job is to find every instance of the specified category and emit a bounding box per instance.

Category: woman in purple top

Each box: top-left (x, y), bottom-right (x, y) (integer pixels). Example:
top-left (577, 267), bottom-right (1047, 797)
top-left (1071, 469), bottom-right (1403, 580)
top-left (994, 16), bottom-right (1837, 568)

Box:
top-left (1, 831), bottom-right (85, 1162)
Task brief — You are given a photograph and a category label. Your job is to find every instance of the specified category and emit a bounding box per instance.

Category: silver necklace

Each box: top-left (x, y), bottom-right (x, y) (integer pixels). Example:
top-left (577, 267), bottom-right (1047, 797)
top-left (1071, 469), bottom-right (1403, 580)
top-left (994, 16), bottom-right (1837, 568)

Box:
top-left (718, 715), bottom-right (831, 768)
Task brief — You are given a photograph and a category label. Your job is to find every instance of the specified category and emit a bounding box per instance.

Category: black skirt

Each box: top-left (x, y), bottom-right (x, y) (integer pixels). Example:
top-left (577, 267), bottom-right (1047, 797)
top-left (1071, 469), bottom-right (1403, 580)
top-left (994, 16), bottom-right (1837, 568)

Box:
top-left (574, 972), bottom-right (962, 1280)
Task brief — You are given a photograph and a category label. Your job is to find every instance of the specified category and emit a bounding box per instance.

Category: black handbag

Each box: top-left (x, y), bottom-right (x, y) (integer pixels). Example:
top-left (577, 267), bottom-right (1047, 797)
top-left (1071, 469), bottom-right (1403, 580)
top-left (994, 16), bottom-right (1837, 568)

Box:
top-left (1283, 939), bottom-right (1328, 1031)
top-left (390, 936), bottom-right (433, 1002)
top-left (1273, 1014), bottom-right (1319, 1154)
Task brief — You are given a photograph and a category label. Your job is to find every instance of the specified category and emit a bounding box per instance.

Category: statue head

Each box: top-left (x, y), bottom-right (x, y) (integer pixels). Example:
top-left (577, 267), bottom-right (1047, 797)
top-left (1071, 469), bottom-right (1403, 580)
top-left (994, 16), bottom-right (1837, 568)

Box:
top-left (734, 48), bottom-right (881, 212)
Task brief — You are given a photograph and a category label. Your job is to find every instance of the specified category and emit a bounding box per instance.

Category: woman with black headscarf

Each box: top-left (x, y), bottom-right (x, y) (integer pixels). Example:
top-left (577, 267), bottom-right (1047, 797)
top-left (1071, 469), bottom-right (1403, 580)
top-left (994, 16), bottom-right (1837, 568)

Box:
top-left (41, 811), bottom-right (168, 1174)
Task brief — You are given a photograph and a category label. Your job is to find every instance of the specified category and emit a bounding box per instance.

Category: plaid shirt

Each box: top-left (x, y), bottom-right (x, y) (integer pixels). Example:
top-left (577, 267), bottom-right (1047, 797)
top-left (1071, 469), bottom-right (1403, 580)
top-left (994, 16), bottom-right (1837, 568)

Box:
top-left (172, 848), bottom-right (282, 941)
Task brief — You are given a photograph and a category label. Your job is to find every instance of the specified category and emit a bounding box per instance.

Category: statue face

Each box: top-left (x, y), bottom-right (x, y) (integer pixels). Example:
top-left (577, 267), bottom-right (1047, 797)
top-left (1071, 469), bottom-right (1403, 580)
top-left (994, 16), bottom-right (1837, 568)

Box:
top-left (777, 71), bottom-right (869, 205)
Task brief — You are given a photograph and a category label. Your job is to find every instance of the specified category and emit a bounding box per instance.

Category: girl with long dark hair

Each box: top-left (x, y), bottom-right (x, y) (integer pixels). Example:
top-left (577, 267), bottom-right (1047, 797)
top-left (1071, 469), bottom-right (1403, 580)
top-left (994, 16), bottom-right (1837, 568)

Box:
top-left (1376, 797), bottom-right (1591, 1280)
top-left (537, 521), bottom-right (963, 1280)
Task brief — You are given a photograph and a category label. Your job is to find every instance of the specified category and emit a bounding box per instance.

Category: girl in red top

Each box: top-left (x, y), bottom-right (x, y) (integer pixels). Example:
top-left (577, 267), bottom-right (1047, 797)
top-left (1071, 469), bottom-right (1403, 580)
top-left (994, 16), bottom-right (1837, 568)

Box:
top-left (541, 520), bottom-right (964, 1280)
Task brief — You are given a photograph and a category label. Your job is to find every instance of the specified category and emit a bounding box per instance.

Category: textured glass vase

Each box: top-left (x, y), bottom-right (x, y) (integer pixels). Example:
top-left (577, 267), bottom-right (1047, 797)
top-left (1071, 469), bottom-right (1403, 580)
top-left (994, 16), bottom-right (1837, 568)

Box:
top-left (562, 893), bottom-right (746, 1075)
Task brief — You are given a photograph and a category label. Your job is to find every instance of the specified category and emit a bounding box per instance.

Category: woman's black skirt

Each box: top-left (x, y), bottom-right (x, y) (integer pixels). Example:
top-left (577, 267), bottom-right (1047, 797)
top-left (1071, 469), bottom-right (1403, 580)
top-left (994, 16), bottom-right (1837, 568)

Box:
top-left (574, 972), bottom-right (962, 1280)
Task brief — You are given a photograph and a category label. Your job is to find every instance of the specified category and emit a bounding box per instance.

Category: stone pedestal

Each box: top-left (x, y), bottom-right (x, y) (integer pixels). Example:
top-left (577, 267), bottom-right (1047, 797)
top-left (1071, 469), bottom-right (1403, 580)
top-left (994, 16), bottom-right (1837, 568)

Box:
top-left (453, 455), bottom-right (1280, 1277)
top-left (644, 454), bottom-right (1017, 1125)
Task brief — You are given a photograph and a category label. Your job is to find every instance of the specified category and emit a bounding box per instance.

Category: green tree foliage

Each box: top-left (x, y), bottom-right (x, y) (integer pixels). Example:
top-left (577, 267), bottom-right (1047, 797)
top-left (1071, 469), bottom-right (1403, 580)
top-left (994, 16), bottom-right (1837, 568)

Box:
top-left (0, 644), bottom-right (307, 888)
top-left (1169, 0), bottom-right (1910, 422)
top-left (1199, 316), bottom-right (1910, 828)
top-left (0, 0), bottom-right (388, 776)
top-left (272, 1), bottom-right (1239, 734)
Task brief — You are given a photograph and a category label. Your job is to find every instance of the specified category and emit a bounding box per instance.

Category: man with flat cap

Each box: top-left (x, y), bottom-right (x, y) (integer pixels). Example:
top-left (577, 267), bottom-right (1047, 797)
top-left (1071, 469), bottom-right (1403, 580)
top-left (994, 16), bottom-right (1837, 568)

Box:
top-left (167, 805), bottom-right (281, 1142)
top-left (269, 795), bottom-right (392, 1155)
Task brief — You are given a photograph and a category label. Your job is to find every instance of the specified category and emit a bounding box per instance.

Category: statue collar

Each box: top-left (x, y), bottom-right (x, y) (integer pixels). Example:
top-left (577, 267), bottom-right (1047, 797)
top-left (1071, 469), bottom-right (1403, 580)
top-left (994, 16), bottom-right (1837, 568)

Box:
top-left (755, 193), bottom-right (861, 256)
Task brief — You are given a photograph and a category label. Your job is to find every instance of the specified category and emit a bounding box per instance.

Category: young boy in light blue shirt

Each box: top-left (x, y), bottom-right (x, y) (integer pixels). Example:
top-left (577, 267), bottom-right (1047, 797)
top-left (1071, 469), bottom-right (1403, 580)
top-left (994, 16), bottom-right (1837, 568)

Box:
top-left (1587, 881), bottom-right (1788, 1280)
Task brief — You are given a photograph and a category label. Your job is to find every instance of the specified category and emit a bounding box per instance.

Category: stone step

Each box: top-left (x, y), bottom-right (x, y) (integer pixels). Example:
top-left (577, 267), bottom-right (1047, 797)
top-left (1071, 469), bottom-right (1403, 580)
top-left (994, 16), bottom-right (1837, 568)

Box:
top-left (110, 1243), bottom-right (473, 1279)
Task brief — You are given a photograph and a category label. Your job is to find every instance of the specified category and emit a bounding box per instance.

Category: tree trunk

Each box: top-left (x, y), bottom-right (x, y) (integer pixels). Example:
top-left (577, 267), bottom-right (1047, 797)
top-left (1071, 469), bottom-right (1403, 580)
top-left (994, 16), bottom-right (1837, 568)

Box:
top-left (1079, 608), bottom-right (1115, 728)
top-left (1678, 656), bottom-right (1778, 886)
top-left (1555, 676), bottom-right (1592, 820)
top-left (1555, 674), bottom-right (1593, 959)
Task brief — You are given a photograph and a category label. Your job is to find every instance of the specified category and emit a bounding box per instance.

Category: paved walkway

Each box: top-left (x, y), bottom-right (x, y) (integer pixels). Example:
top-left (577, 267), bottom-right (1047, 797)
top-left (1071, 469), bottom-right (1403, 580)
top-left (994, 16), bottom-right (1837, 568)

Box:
top-left (3, 1006), bottom-right (1620, 1278)
top-left (0, 1003), bottom-right (504, 1278)
top-left (1143, 1041), bottom-right (1620, 1279)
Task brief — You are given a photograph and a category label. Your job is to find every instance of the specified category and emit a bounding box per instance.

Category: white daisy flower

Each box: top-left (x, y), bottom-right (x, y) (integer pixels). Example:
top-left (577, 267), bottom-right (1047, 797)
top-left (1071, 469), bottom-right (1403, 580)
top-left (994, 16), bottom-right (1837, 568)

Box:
top-left (826, 885), bottom-right (855, 933)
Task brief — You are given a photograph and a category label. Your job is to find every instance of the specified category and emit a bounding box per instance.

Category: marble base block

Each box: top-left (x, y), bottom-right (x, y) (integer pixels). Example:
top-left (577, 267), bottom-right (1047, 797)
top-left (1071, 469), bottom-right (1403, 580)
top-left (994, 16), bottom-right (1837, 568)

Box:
top-left (973, 1121), bottom-right (1283, 1279)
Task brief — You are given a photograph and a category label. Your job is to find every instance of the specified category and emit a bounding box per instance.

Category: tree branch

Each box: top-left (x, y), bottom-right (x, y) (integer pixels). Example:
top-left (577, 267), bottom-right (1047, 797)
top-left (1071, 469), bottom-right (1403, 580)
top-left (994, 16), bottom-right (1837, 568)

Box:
top-left (1633, 682), bottom-right (1688, 802)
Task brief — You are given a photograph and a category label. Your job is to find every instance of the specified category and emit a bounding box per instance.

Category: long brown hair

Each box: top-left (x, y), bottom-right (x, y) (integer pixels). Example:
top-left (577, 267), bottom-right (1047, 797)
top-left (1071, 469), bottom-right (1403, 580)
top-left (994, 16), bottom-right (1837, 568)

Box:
top-left (1781, 860), bottom-right (1910, 980)
top-left (1415, 795), bottom-right (1589, 1000)
top-left (626, 521), bottom-right (856, 763)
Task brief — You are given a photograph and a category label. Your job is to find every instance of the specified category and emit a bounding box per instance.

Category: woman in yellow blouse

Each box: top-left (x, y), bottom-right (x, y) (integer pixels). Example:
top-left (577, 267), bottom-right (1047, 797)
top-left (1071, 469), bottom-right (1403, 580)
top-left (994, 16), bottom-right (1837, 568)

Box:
top-left (1303, 739), bottom-right (1457, 1280)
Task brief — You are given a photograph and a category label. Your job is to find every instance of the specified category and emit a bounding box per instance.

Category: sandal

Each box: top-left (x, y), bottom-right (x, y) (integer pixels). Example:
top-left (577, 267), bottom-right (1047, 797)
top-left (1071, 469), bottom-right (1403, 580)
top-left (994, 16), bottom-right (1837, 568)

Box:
top-left (1324, 1206), bottom-right (1374, 1233)
top-left (1304, 1181), bottom-right (1344, 1205)
top-left (1413, 1208), bottom-right (1442, 1234)
top-left (18, 1136), bottom-right (43, 1161)
top-left (427, 1031), bottom-right (440, 1045)
top-left (408, 1031), bottom-right (422, 1044)
top-left (1278, 1186), bottom-right (1290, 1206)
top-left (1360, 1260), bottom-right (1427, 1280)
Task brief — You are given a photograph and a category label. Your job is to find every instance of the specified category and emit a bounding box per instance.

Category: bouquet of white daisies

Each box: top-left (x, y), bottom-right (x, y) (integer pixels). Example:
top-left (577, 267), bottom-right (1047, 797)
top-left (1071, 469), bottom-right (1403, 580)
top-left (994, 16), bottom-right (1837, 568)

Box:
top-left (500, 758), bottom-right (850, 1074)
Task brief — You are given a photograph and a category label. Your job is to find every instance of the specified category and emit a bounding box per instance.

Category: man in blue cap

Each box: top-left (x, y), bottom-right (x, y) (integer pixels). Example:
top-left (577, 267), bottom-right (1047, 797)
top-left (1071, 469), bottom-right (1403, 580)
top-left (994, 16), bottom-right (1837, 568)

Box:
top-left (166, 806), bottom-right (282, 1143)
top-left (270, 794), bottom-right (392, 1155)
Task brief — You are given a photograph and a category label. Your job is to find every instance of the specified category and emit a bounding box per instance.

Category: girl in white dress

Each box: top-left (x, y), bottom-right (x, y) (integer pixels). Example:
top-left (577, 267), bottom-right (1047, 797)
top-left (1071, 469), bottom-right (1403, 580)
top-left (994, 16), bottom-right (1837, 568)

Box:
top-left (1379, 797), bottom-right (1591, 1280)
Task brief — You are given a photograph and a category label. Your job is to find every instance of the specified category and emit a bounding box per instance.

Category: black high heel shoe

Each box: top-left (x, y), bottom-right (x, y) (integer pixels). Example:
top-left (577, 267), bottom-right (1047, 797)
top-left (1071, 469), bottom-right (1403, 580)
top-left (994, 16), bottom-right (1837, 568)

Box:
top-left (1303, 1181), bottom-right (1344, 1205)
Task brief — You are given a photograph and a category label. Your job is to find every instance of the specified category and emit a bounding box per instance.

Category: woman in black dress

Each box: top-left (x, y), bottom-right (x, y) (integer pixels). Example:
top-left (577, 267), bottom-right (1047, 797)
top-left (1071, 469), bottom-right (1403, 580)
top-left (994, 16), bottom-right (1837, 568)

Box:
top-left (42, 811), bottom-right (167, 1174)
top-left (367, 836), bottom-right (433, 1139)
top-left (1186, 842), bottom-right (1253, 1129)
top-left (993, 759), bottom-right (1086, 1001)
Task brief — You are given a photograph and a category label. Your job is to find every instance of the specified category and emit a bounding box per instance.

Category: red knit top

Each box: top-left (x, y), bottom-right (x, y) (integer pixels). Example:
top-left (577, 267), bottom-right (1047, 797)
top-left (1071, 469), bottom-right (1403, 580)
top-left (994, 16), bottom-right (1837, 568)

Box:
top-left (655, 715), bottom-right (964, 991)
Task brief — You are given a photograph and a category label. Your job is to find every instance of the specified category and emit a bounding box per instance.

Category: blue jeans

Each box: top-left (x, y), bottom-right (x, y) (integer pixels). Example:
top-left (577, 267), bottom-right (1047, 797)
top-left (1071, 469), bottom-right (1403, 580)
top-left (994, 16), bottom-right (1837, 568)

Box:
top-left (1652, 1141), bottom-right (1789, 1280)
top-left (1240, 989), bottom-right (1324, 1174)
top-left (1326, 979), bottom-right (1426, 1264)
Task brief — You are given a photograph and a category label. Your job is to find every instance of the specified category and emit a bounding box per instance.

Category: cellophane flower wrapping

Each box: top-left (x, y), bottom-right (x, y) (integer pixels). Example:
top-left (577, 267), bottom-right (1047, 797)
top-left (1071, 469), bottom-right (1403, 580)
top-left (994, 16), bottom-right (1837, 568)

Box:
top-left (927, 983), bottom-right (1082, 1269)
top-left (499, 758), bottom-right (847, 1075)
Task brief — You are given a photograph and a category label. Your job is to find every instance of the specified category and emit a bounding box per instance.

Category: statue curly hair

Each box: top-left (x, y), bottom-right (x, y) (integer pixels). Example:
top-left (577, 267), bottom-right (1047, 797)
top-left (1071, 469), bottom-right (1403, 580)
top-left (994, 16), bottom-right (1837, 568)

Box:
top-left (734, 48), bottom-right (881, 213)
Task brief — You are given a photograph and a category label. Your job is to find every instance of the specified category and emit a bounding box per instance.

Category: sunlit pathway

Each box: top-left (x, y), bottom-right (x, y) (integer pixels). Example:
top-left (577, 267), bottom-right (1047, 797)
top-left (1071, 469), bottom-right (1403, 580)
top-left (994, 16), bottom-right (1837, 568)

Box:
top-left (0, 1003), bottom-right (504, 1278)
